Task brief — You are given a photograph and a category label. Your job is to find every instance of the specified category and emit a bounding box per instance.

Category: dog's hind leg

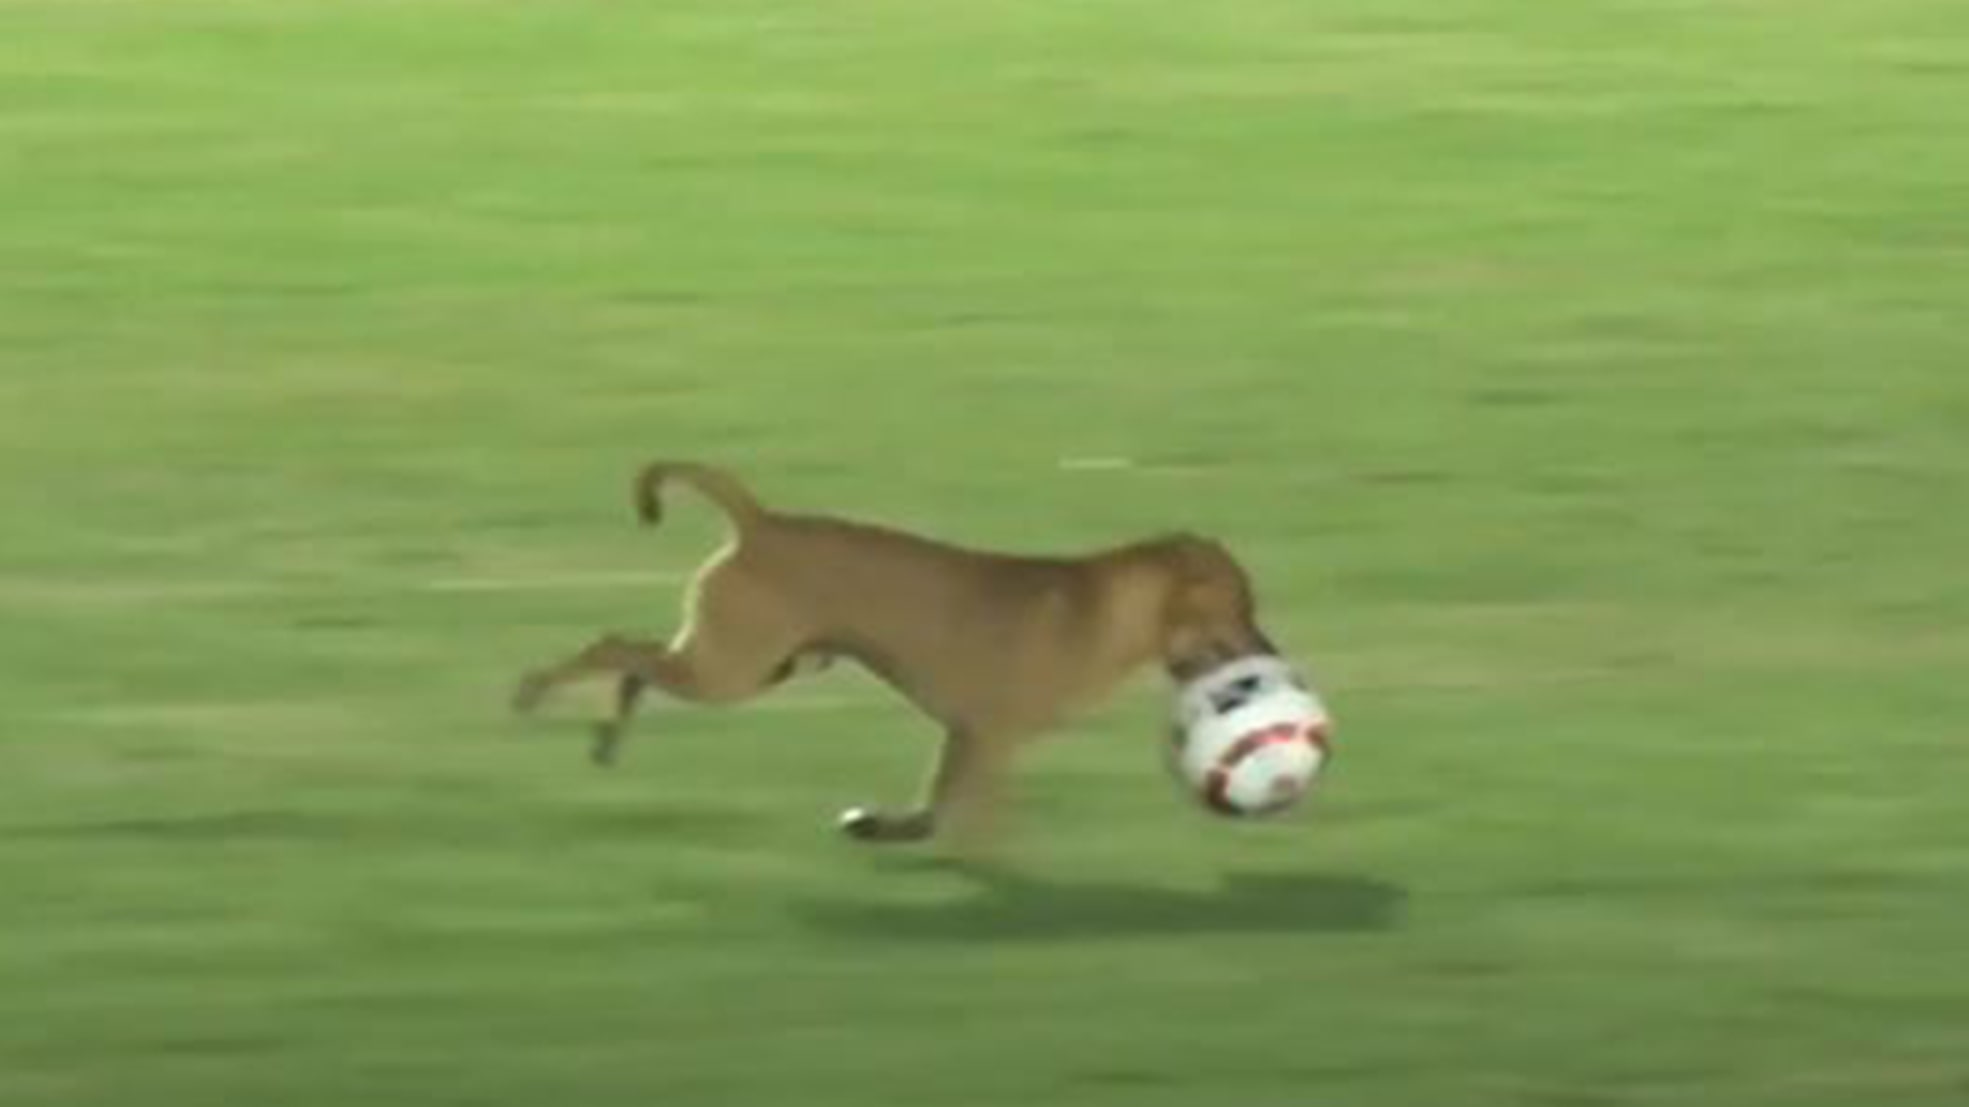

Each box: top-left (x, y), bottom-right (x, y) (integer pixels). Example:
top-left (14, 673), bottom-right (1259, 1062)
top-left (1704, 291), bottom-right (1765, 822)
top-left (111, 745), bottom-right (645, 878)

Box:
top-left (588, 646), bottom-right (827, 766)
top-left (590, 674), bottom-right (648, 767)
top-left (514, 556), bottom-right (809, 759)
top-left (513, 629), bottom-right (795, 715)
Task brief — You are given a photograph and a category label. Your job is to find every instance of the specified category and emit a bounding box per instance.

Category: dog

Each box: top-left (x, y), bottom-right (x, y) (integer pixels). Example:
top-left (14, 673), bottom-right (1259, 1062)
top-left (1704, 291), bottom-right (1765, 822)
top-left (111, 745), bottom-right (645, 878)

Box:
top-left (512, 461), bottom-right (1283, 850)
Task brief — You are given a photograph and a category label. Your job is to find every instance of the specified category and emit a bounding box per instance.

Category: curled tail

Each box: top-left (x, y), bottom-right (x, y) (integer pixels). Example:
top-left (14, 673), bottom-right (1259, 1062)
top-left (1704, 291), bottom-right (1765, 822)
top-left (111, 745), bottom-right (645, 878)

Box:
top-left (632, 461), bottom-right (765, 532)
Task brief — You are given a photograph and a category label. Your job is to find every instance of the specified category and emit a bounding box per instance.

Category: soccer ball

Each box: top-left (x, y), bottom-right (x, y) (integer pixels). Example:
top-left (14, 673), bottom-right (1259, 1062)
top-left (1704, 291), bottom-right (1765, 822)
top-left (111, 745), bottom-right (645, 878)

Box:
top-left (1170, 655), bottom-right (1333, 817)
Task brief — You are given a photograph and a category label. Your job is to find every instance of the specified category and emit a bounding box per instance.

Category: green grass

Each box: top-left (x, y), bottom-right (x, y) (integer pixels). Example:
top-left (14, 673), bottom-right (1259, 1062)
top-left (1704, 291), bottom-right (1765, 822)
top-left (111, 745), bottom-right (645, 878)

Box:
top-left (4, 0), bottom-right (1968, 1103)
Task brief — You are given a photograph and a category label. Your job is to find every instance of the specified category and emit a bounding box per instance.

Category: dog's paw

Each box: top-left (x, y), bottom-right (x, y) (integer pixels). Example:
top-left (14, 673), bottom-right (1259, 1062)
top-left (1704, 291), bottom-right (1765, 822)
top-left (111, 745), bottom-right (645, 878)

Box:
top-left (590, 724), bottom-right (623, 767)
top-left (837, 806), bottom-right (884, 841)
top-left (838, 807), bottom-right (936, 844)
top-left (510, 671), bottom-right (553, 715)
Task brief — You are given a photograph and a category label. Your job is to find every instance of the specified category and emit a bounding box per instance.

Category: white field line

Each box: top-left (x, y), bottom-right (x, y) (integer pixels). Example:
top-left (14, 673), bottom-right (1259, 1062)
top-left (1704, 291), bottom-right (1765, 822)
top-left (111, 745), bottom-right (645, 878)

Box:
top-left (526, 690), bottom-right (875, 718)
top-left (419, 570), bottom-right (689, 594)
top-left (57, 687), bottom-right (879, 725)
top-left (0, 569), bottom-right (691, 606)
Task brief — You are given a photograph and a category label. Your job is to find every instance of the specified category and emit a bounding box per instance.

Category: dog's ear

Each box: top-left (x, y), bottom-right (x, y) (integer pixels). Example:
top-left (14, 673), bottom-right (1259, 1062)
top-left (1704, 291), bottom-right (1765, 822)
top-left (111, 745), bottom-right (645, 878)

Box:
top-left (1156, 538), bottom-right (1275, 678)
top-left (1160, 581), bottom-right (1248, 677)
top-left (1161, 619), bottom-right (1213, 679)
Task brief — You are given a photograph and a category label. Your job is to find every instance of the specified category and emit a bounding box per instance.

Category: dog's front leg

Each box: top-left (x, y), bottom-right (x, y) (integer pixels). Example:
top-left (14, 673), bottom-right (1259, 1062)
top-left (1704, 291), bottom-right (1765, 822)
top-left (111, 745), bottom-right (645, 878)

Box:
top-left (839, 728), bottom-right (1013, 851)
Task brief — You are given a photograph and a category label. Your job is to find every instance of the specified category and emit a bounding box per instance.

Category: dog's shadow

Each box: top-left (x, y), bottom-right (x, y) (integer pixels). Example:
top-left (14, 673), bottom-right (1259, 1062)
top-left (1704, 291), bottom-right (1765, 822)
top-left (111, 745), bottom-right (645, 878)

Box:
top-left (791, 861), bottom-right (1407, 942)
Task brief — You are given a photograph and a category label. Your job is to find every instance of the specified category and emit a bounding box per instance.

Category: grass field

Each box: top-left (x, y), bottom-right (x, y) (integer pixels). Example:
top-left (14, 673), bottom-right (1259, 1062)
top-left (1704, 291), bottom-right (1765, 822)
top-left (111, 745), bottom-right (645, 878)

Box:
top-left (4, 1), bottom-right (1969, 1104)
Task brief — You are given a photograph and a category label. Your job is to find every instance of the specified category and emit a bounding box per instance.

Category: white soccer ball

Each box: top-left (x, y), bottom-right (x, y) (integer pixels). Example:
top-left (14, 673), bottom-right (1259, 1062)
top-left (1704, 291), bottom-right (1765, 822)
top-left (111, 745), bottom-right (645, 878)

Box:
top-left (1170, 655), bottom-right (1333, 817)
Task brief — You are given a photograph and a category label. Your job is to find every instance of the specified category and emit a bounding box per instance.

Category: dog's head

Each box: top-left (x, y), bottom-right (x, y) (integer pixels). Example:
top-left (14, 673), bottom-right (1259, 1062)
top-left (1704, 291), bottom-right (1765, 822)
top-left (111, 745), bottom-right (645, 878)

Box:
top-left (1152, 533), bottom-right (1280, 681)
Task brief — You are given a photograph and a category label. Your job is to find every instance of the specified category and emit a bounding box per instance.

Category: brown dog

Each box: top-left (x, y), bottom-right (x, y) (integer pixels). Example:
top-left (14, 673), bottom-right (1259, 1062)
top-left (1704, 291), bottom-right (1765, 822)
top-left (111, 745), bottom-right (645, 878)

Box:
top-left (512, 461), bottom-right (1282, 848)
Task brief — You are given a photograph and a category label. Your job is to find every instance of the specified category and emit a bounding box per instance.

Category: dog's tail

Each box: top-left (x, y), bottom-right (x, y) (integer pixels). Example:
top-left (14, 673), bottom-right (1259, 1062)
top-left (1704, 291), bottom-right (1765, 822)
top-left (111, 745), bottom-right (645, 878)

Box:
top-left (633, 461), bottom-right (765, 533)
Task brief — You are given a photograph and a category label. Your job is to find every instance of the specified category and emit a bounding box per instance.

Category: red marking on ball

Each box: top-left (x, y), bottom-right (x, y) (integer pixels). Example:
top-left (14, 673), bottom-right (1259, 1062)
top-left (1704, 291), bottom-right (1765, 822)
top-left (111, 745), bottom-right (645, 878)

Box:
top-left (1201, 722), bottom-right (1317, 816)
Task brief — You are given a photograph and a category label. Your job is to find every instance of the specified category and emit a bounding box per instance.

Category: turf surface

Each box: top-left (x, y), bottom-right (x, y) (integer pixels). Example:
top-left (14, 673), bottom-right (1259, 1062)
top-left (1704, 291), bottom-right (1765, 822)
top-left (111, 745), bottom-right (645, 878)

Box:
top-left (3, 1), bottom-right (1968, 1104)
